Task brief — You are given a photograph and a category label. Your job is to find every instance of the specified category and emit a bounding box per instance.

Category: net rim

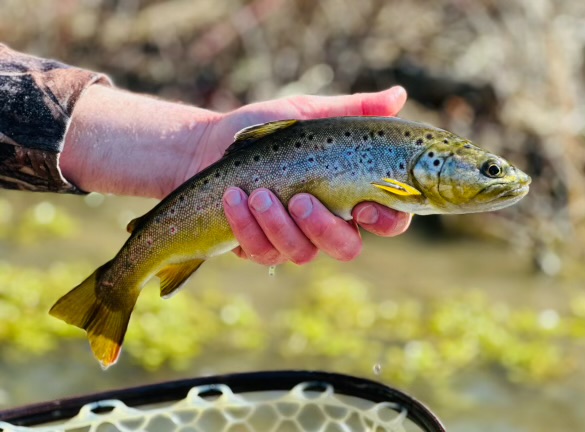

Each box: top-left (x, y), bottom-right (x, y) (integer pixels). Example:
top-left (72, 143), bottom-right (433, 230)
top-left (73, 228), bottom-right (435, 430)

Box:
top-left (0, 370), bottom-right (445, 432)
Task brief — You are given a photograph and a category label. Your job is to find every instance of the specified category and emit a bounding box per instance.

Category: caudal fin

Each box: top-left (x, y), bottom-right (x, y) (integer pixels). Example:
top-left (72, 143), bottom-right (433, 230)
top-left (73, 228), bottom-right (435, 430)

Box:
top-left (49, 261), bottom-right (139, 369)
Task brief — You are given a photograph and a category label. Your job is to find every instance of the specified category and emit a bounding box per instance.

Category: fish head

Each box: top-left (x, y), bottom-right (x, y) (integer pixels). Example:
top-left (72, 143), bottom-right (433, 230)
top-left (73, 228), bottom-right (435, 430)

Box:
top-left (412, 137), bottom-right (531, 213)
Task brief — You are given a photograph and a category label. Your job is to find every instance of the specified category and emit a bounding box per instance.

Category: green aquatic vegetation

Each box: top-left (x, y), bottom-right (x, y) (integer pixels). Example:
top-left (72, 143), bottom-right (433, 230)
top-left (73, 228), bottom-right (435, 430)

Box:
top-left (277, 271), bottom-right (579, 387)
top-left (0, 262), bottom-right (266, 369)
top-left (124, 282), bottom-right (265, 370)
top-left (0, 262), bottom-right (83, 359)
top-left (0, 261), bottom-right (581, 390)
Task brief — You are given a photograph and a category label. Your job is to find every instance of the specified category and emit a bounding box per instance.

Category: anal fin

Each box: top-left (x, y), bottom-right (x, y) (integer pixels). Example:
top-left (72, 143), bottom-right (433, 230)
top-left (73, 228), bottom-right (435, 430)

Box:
top-left (157, 259), bottom-right (204, 299)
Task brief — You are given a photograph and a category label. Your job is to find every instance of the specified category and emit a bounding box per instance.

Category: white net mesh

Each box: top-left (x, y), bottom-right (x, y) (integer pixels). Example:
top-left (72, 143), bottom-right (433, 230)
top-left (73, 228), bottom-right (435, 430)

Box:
top-left (0, 381), bottom-right (420, 432)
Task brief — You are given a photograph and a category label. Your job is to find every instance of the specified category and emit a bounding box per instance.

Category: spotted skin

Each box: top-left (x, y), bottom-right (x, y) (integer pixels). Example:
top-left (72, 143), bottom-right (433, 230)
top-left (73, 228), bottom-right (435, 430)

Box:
top-left (49, 116), bottom-right (531, 368)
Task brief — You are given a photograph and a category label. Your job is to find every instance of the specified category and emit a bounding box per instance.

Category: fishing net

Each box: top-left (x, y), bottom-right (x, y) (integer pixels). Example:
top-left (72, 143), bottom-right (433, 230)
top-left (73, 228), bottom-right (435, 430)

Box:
top-left (0, 371), bottom-right (445, 432)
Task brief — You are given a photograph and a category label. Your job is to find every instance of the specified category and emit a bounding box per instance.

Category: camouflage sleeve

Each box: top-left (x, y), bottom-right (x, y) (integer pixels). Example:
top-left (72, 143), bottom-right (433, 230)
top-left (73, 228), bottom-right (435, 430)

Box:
top-left (0, 44), bottom-right (112, 194)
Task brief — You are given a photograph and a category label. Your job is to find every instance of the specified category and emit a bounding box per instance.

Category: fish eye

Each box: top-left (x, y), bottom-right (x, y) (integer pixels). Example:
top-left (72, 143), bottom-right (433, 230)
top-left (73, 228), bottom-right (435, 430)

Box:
top-left (481, 160), bottom-right (504, 178)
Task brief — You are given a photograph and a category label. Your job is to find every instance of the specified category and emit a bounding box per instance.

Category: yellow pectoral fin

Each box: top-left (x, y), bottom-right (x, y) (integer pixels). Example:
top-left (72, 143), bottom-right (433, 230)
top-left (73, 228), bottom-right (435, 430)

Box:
top-left (371, 178), bottom-right (422, 196)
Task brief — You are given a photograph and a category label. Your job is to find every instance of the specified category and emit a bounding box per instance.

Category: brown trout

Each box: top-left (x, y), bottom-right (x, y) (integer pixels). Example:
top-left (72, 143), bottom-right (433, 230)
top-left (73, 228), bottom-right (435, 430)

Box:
top-left (50, 116), bottom-right (530, 368)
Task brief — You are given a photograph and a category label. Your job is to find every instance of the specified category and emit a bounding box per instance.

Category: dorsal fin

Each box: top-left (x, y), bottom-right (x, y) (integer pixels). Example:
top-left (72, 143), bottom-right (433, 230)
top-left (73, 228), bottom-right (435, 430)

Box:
top-left (224, 119), bottom-right (298, 156)
top-left (126, 215), bottom-right (147, 233)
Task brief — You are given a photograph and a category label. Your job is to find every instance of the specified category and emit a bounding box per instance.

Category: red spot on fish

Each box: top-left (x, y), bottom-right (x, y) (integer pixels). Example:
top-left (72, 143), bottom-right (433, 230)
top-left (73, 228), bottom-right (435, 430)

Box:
top-left (170, 226), bottom-right (177, 235)
top-left (146, 238), bottom-right (153, 246)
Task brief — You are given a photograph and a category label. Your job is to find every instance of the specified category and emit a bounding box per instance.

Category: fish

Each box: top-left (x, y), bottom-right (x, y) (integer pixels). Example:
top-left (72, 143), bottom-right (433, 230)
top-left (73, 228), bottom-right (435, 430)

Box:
top-left (49, 116), bottom-right (531, 368)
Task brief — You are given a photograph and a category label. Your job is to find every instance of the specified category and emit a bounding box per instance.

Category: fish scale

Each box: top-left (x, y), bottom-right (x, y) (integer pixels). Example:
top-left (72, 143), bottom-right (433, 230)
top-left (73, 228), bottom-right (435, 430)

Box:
top-left (49, 116), bottom-right (531, 368)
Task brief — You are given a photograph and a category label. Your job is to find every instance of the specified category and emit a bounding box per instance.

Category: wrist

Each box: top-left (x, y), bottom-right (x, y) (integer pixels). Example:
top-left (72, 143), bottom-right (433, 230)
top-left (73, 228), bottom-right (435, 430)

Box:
top-left (61, 85), bottom-right (221, 199)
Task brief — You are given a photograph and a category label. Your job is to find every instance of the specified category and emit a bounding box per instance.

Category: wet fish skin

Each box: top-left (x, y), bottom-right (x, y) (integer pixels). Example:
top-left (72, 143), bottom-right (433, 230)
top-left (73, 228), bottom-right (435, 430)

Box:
top-left (49, 116), bottom-right (531, 368)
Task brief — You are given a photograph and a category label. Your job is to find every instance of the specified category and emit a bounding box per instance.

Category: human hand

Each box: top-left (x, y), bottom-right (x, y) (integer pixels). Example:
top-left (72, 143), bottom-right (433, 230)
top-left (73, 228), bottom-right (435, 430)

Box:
top-left (208, 86), bottom-right (412, 265)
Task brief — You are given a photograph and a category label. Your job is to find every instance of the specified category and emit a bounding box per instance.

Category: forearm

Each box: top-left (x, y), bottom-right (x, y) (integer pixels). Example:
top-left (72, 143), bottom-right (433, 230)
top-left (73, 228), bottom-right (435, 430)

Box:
top-left (60, 85), bottom-right (221, 199)
top-left (0, 43), bottom-right (110, 193)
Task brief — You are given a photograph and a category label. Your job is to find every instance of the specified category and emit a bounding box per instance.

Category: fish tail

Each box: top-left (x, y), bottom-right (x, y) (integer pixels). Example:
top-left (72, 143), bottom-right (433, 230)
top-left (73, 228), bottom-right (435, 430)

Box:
top-left (49, 260), bottom-right (139, 369)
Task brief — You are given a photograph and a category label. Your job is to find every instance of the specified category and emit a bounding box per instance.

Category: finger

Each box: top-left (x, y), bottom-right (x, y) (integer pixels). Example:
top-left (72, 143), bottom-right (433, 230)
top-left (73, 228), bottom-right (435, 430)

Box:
top-left (288, 86), bottom-right (407, 118)
top-left (223, 187), bottom-right (286, 266)
top-left (353, 203), bottom-right (412, 237)
top-left (248, 189), bottom-right (318, 265)
top-left (289, 194), bottom-right (363, 262)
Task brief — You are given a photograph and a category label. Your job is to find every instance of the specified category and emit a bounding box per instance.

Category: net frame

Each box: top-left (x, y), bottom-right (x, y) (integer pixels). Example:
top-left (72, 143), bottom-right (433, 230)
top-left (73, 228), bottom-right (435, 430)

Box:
top-left (0, 371), bottom-right (445, 432)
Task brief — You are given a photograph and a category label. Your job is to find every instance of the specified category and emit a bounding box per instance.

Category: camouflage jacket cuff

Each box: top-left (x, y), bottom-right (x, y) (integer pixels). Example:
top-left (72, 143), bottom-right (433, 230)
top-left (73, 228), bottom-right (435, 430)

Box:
top-left (0, 44), bottom-right (113, 194)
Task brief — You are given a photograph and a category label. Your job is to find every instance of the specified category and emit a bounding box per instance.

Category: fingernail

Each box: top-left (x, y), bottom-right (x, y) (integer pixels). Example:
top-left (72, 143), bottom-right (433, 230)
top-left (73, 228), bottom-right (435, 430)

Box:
top-left (224, 188), bottom-right (242, 207)
top-left (290, 195), bottom-right (313, 220)
top-left (390, 85), bottom-right (407, 100)
top-left (356, 204), bottom-right (379, 225)
top-left (250, 190), bottom-right (273, 213)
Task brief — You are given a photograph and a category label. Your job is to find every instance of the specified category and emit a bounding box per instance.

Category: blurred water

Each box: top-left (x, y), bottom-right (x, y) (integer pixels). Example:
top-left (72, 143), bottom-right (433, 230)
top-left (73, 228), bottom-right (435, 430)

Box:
top-left (0, 192), bottom-right (584, 430)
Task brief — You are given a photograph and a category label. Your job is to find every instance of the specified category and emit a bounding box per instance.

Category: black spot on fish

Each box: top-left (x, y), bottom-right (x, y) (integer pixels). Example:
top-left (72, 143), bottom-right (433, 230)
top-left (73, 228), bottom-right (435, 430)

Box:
top-left (170, 208), bottom-right (175, 215)
top-left (404, 131), bottom-right (411, 138)
top-left (308, 134), bottom-right (314, 141)
top-left (325, 164), bottom-right (330, 169)
top-left (416, 138), bottom-right (424, 145)
top-left (308, 157), bottom-right (315, 162)
top-left (254, 155), bottom-right (260, 162)
top-left (399, 162), bottom-right (405, 170)
top-left (386, 171), bottom-right (392, 177)
top-left (272, 144), bottom-right (279, 151)
top-left (345, 131), bottom-right (351, 137)
top-left (363, 135), bottom-right (368, 141)
top-left (369, 131), bottom-right (375, 139)
top-left (428, 152), bottom-right (434, 158)
top-left (443, 139), bottom-right (449, 144)
top-left (354, 145), bottom-right (361, 151)
top-left (327, 137), bottom-right (333, 143)
top-left (295, 142), bottom-right (302, 148)
top-left (137, 234), bottom-right (142, 240)
top-left (426, 134), bottom-right (433, 140)
top-left (464, 144), bottom-right (472, 149)
top-left (203, 179), bottom-right (209, 185)
top-left (215, 172), bottom-right (221, 178)
top-left (234, 160), bottom-right (241, 167)
top-left (179, 195), bottom-right (185, 202)
top-left (359, 158), bottom-right (363, 163)
top-left (433, 159), bottom-right (441, 166)
top-left (300, 132), bottom-right (306, 138)
top-left (378, 130), bottom-right (385, 136)
top-left (367, 159), bottom-right (373, 164)
top-left (346, 150), bottom-right (353, 156)
top-left (282, 165), bottom-right (287, 171)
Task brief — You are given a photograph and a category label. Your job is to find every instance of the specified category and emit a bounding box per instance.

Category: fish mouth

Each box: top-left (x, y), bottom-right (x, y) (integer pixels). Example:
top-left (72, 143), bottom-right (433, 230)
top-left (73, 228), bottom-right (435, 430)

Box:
top-left (483, 183), bottom-right (530, 204)
top-left (498, 184), bottom-right (530, 199)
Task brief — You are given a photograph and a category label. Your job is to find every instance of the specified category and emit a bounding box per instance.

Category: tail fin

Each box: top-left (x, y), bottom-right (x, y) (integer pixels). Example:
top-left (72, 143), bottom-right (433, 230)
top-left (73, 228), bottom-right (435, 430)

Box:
top-left (49, 261), bottom-right (139, 369)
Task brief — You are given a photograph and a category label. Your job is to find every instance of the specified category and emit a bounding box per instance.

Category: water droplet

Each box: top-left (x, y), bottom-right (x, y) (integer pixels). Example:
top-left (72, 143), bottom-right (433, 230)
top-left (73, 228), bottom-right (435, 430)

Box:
top-left (373, 363), bottom-right (382, 375)
top-left (268, 265), bottom-right (277, 277)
